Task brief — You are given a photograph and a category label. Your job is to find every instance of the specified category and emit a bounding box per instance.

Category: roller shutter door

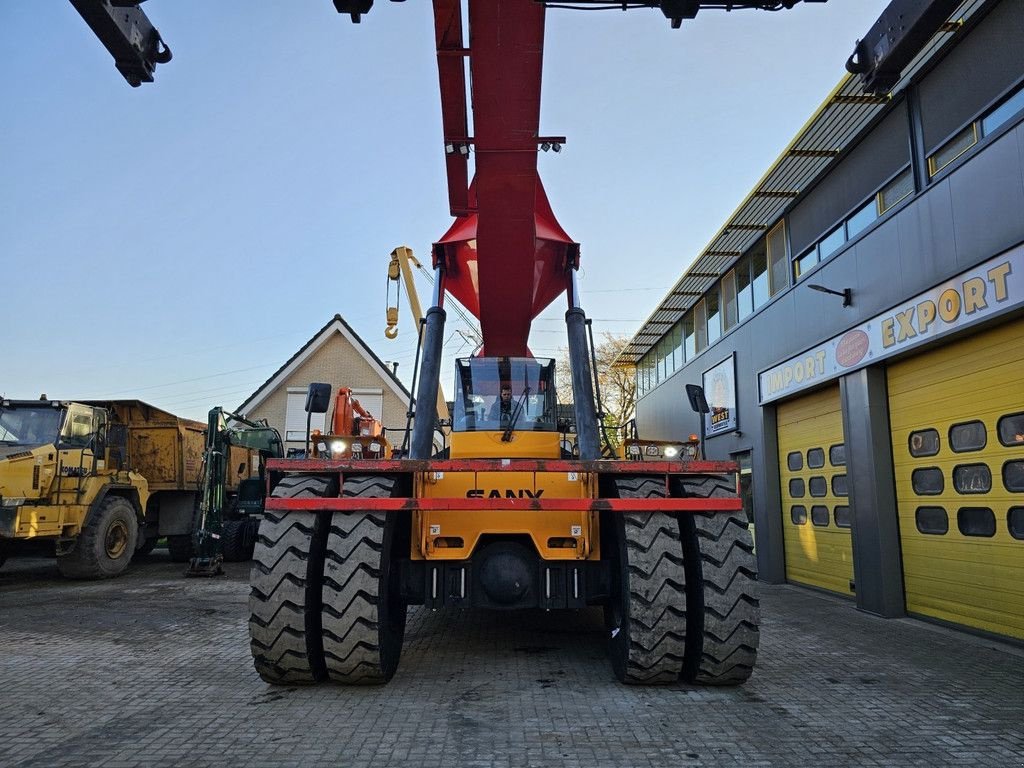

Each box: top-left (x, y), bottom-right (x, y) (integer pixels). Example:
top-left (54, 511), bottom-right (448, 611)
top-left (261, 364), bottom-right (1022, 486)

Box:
top-left (777, 385), bottom-right (853, 595)
top-left (888, 319), bottom-right (1024, 640)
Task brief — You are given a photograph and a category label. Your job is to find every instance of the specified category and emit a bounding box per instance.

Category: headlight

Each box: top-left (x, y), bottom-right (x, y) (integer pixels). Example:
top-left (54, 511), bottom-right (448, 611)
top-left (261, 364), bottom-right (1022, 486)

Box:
top-left (368, 441), bottom-right (382, 453)
top-left (330, 440), bottom-right (347, 454)
top-left (664, 446), bottom-right (679, 458)
top-left (350, 442), bottom-right (363, 454)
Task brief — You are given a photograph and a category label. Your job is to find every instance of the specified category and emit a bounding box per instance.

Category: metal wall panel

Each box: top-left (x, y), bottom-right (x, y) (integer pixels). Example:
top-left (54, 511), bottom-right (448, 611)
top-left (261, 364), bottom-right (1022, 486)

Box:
top-left (919, 0), bottom-right (1024, 150)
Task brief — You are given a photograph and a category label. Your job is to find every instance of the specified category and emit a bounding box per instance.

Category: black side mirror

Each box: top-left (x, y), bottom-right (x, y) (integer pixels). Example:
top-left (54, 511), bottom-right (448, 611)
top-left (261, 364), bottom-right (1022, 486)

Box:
top-left (685, 384), bottom-right (709, 414)
top-left (305, 383), bottom-right (332, 414)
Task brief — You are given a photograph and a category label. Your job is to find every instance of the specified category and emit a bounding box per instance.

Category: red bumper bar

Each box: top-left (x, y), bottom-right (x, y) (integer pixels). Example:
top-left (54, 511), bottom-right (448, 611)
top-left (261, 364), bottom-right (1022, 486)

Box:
top-left (265, 458), bottom-right (739, 474)
top-left (266, 497), bottom-right (742, 513)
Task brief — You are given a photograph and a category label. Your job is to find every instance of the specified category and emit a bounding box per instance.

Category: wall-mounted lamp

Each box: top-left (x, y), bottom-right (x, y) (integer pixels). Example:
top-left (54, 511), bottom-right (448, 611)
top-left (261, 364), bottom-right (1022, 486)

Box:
top-left (808, 283), bottom-right (852, 307)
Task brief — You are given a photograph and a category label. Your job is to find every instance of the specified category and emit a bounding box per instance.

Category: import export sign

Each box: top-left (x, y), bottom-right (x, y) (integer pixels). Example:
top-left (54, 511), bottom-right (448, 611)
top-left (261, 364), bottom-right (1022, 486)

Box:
top-left (758, 243), bottom-right (1024, 404)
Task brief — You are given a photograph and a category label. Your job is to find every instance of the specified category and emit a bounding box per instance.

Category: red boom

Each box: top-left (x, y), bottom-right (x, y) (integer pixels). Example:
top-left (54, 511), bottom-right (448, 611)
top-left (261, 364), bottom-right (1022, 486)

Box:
top-left (430, 0), bottom-right (578, 357)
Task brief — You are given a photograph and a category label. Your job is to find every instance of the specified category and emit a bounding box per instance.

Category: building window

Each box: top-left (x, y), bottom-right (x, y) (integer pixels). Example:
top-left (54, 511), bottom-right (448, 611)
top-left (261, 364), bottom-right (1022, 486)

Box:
top-left (997, 412), bottom-right (1024, 447)
top-left (957, 507), bottom-right (996, 538)
top-left (912, 467), bottom-right (945, 496)
top-left (806, 448), bottom-right (825, 469)
top-left (722, 271), bottom-right (738, 332)
top-left (706, 288), bottom-right (721, 346)
top-left (829, 444), bottom-right (846, 467)
top-left (1009, 507), bottom-right (1024, 540)
top-left (670, 322), bottom-right (683, 371)
top-left (832, 475), bottom-right (848, 497)
top-left (845, 199), bottom-right (877, 239)
top-left (915, 506), bottom-right (948, 535)
top-left (810, 505), bottom-right (830, 527)
top-left (808, 477), bottom-right (828, 497)
top-left (818, 224), bottom-right (845, 261)
top-left (736, 255), bottom-right (753, 322)
top-left (791, 505), bottom-right (808, 525)
top-left (982, 84), bottom-right (1024, 136)
top-left (878, 168), bottom-right (913, 214)
top-left (694, 299), bottom-right (708, 354)
top-left (751, 246), bottom-right (769, 310)
top-left (767, 221), bottom-right (787, 297)
top-left (1003, 460), bottom-right (1024, 493)
top-left (928, 123), bottom-right (978, 177)
top-left (953, 464), bottom-right (992, 495)
top-left (795, 248), bottom-right (817, 279)
top-left (683, 313), bottom-right (696, 361)
top-left (794, 166), bottom-right (915, 282)
top-left (949, 420), bottom-right (986, 453)
top-left (285, 388), bottom-right (328, 442)
top-left (834, 505), bottom-right (852, 528)
top-left (656, 336), bottom-right (669, 384)
top-left (909, 428), bottom-right (940, 457)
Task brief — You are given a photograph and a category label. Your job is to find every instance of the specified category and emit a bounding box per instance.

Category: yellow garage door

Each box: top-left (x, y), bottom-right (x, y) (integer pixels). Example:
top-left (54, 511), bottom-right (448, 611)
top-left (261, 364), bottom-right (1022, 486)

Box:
top-left (777, 385), bottom-right (853, 595)
top-left (888, 318), bottom-right (1024, 640)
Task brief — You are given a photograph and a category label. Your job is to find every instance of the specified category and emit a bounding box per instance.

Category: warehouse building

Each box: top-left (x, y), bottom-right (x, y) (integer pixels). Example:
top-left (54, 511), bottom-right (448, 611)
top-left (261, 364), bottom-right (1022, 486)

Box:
top-left (620, 0), bottom-right (1023, 640)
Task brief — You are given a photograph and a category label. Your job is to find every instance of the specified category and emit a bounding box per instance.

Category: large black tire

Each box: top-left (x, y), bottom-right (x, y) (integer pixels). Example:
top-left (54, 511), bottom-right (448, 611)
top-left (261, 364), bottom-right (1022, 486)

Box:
top-left (321, 475), bottom-right (406, 685)
top-left (677, 475), bottom-right (760, 686)
top-left (57, 496), bottom-right (139, 580)
top-left (607, 477), bottom-right (688, 685)
top-left (222, 519), bottom-right (247, 562)
top-left (248, 474), bottom-right (337, 685)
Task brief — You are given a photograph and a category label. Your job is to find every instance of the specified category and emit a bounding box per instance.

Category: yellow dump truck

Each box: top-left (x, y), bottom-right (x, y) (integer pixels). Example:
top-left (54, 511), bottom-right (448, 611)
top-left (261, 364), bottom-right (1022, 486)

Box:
top-left (0, 398), bottom-right (257, 578)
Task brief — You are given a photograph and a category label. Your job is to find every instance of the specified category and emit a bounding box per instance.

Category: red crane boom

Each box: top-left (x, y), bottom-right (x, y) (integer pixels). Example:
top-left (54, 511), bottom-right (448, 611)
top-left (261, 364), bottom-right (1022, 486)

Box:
top-left (430, 0), bottom-right (577, 357)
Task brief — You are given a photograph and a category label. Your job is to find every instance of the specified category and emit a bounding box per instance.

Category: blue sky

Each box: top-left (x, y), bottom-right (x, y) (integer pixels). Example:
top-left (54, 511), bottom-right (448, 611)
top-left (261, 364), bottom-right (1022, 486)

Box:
top-left (1, 1), bottom-right (889, 421)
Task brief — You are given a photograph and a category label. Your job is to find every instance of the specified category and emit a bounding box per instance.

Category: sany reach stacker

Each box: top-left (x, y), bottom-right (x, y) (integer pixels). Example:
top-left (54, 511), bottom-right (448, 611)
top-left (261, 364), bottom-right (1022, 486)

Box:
top-left (248, 0), bottom-right (783, 689)
top-left (68, 0), bottom-right (961, 686)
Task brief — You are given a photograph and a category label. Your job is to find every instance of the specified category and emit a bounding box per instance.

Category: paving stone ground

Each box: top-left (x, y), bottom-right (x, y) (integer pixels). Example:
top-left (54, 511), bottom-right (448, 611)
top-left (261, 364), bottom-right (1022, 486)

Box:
top-left (1, 550), bottom-right (1021, 768)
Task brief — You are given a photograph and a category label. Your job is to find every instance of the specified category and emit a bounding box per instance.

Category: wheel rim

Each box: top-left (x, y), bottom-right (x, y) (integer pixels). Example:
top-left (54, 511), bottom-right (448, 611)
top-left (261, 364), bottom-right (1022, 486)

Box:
top-left (105, 520), bottom-right (130, 559)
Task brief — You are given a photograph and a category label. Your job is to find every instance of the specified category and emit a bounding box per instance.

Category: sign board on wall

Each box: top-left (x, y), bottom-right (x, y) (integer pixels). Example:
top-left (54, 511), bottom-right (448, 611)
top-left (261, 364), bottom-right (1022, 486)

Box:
top-left (703, 354), bottom-right (738, 436)
top-left (758, 244), bottom-right (1024, 404)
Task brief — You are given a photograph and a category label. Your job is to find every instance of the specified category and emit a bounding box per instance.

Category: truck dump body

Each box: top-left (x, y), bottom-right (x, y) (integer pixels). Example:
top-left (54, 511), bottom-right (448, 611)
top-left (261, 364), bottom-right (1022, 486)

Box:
top-left (81, 400), bottom-right (205, 492)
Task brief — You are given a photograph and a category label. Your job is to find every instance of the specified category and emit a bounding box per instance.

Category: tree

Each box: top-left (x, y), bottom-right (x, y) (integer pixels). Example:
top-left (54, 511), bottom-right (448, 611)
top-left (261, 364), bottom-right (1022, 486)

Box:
top-left (556, 333), bottom-right (636, 446)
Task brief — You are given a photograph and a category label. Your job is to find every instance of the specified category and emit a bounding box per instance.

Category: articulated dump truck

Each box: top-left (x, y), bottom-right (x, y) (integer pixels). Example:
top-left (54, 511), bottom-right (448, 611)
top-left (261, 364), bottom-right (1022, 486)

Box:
top-left (0, 398), bottom-right (261, 578)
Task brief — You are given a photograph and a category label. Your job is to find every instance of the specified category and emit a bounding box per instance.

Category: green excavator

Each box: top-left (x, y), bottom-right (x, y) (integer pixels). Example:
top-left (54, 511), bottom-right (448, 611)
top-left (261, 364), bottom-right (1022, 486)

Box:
top-left (186, 407), bottom-right (283, 577)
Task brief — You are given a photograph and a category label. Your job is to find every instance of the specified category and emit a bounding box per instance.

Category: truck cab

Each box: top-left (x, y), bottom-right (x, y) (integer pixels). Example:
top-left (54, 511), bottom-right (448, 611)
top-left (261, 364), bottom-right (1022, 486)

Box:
top-left (0, 398), bottom-right (148, 578)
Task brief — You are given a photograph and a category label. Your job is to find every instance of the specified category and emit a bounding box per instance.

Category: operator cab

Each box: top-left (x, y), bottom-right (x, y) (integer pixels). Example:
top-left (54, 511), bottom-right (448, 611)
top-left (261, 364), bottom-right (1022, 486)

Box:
top-left (0, 400), bottom-right (106, 452)
top-left (452, 357), bottom-right (557, 433)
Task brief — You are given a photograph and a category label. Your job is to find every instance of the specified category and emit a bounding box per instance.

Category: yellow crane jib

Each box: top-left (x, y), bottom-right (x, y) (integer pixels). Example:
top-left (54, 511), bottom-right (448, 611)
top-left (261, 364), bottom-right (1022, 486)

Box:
top-left (385, 252), bottom-right (403, 339)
